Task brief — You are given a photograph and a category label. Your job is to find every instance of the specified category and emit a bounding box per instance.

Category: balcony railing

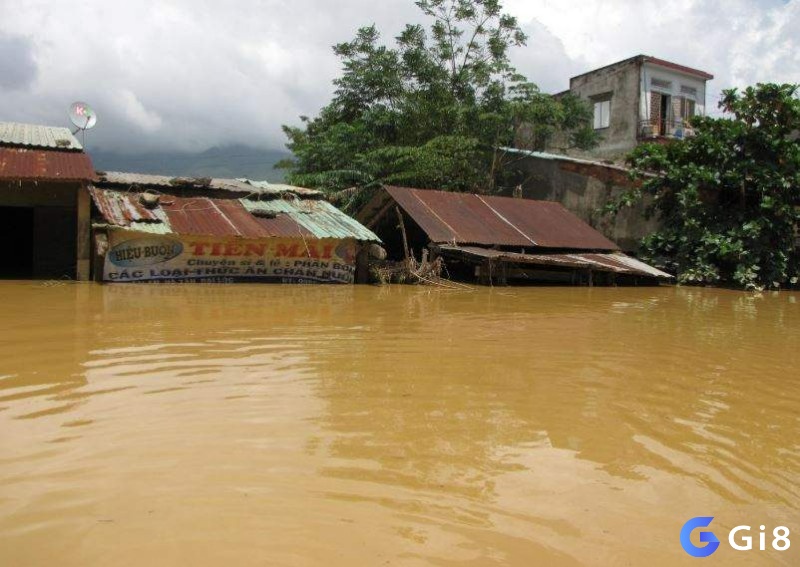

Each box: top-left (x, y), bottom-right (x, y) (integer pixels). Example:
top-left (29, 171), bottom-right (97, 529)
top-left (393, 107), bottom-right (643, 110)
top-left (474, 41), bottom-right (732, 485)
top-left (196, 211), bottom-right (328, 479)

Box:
top-left (639, 119), bottom-right (696, 140)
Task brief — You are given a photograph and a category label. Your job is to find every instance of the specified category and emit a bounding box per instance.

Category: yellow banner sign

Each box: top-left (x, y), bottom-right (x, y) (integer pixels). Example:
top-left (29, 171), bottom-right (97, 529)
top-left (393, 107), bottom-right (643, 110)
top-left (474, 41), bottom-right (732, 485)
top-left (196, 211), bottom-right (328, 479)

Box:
top-left (103, 230), bottom-right (357, 284)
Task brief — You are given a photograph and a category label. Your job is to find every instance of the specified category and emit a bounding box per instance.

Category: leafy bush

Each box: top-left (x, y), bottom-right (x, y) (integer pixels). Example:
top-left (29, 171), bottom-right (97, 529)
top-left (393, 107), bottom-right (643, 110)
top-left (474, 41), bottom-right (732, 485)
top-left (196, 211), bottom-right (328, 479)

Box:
top-left (610, 83), bottom-right (800, 291)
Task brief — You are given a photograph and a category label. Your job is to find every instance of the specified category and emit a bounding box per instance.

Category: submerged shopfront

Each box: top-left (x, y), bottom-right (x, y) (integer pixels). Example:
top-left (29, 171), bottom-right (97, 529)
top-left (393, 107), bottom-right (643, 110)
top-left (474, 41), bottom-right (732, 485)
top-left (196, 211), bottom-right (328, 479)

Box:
top-left (90, 173), bottom-right (380, 284)
top-left (0, 122), bottom-right (95, 280)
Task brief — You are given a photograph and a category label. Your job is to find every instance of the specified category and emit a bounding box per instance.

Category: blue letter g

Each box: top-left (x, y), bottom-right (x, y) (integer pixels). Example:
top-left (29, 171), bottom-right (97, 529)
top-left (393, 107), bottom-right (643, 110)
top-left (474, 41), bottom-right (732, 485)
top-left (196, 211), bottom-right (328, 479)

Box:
top-left (681, 516), bottom-right (720, 558)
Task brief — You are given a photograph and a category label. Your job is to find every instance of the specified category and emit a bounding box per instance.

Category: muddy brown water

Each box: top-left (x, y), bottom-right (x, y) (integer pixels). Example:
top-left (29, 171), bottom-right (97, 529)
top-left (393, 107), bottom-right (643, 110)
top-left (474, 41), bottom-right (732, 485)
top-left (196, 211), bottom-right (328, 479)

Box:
top-left (0, 282), bottom-right (798, 566)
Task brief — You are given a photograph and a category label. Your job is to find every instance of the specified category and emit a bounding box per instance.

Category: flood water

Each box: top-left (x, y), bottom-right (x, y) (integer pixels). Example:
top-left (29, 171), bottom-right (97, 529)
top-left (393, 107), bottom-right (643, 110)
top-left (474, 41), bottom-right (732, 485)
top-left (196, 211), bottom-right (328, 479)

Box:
top-left (0, 282), bottom-right (799, 566)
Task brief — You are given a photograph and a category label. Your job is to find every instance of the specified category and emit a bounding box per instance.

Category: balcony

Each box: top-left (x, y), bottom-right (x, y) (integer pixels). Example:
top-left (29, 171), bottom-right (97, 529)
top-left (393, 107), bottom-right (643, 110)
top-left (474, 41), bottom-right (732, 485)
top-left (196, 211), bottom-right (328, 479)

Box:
top-left (639, 119), bottom-right (696, 141)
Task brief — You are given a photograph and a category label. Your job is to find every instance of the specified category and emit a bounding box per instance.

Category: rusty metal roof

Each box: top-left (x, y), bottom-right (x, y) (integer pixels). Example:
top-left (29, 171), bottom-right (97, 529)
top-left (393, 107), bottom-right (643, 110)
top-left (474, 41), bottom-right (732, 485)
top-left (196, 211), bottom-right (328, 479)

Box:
top-left (437, 245), bottom-right (672, 279)
top-left (97, 171), bottom-right (321, 197)
top-left (383, 186), bottom-right (619, 250)
top-left (0, 147), bottom-right (95, 181)
top-left (0, 122), bottom-right (83, 151)
top-left (163, 196), bottom-right (311, 238)
top-left (90, 186), bottom-right (380, 241)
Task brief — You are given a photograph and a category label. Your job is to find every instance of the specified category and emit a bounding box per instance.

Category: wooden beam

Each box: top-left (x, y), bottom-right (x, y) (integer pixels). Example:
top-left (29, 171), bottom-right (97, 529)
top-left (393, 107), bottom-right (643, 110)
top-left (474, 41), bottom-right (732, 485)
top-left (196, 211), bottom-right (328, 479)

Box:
top-left (366, 195), bottom-right (396, 229)
top-left (395, 206), bottom-right (410, 260)
top-left (93, 232), bottom-right (108, 282)
top-left (75, 184), bottom-right (91, 281)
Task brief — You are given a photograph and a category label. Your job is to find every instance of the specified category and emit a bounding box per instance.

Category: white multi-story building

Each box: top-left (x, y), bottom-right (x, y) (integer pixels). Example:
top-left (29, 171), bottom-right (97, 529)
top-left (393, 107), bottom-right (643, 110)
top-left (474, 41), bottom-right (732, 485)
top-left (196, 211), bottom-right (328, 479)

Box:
top-left (546, 55), bottom-right (714, 162)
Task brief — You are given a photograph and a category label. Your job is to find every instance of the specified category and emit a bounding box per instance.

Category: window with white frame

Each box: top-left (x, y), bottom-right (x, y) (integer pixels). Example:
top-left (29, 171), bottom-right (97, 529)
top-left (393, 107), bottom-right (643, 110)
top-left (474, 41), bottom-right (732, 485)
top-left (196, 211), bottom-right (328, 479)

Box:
top-left (593, 98), bottom-right (611, 129)
top-left (680, 97), bottom-right (696, 120)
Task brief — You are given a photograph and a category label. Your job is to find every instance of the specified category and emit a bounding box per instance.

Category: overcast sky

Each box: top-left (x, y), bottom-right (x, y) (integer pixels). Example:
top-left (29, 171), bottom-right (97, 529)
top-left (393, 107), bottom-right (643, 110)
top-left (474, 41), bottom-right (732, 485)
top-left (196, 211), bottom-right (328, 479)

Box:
top-left (0, 0), bottom-right (797, 153)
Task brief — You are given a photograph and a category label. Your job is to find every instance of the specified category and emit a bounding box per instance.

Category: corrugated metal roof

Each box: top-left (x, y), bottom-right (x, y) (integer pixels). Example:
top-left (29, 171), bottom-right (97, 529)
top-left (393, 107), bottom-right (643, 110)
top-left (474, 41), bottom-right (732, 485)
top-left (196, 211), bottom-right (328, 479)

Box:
top-left (384, 186), bottom-right (619, 250)
top-left (0, 122), bottom-right (83, 151)
top-left (164, 196), bottom-right (309, 238)
top-left (90, 186), bottom-right (168, 224)
top-left (122, 222), bottom-right (172, 235)
top-left (242, 198), bottom-right (381, 241)
top-left (97, 171), bottom-right (321, 197)
top-left (500, 147), bottom-right (633, 173)
top-left (89, 186), bottom-right (380, 242)
top-left (437, 245), bottom-right (672, 279)
top-left (98, 171), bottom-right (214, 188)
top-left (0, 147), bottom-right (95, 181)
top-left (238, 179), bottom-right (321, 197)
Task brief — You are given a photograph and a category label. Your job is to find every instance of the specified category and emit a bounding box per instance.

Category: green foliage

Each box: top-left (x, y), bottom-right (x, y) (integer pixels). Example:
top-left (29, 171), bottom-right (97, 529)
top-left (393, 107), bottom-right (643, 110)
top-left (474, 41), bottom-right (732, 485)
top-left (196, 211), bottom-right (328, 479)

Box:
top-left (280, 0), bottom-right (596, 205)
top-left (610, 83), bottom-right (800, 290)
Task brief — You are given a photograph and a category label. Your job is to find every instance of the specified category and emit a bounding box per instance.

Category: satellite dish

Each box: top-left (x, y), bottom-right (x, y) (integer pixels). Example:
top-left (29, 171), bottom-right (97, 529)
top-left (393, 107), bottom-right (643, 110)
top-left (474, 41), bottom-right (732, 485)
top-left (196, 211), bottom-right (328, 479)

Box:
top-left (69, 101), bottom-right (97, 131)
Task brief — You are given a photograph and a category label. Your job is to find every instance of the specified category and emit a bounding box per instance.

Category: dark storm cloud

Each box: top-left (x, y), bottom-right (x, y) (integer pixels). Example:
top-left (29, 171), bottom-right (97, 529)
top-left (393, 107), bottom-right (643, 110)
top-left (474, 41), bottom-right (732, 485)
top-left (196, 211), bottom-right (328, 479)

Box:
top-left (0, 0), bottom-right (423, 152)
top-left (0, 34), bottom-right (37, 90)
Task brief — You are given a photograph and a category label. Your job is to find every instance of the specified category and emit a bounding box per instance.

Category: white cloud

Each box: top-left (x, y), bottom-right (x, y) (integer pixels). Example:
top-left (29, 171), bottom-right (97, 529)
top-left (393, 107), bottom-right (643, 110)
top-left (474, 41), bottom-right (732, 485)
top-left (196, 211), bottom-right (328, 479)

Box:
top-left (116, 89), bottom-right (163, 132)
top-left (0, 0), bottom-right (797, 152)
top-left (507, 0), bottom-right (800, 112)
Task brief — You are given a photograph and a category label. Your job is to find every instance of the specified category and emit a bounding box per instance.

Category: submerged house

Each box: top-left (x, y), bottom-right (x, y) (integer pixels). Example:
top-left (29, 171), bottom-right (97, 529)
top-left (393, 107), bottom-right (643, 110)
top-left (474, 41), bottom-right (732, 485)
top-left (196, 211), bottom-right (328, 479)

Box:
top-left (357, 186), bottom-right (670, 285)
top-left (90, 172), bottom-right (380, 284)
top-left (0, 122), bottom-right (95, 280)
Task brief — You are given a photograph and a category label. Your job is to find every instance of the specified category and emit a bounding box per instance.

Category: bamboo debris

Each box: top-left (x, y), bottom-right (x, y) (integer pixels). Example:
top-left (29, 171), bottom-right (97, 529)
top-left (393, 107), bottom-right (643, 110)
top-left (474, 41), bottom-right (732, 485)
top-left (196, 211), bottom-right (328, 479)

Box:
top-left (369, 206), bottom-right (473, 289)
top-left (370, 250), bottom-right (472, 290)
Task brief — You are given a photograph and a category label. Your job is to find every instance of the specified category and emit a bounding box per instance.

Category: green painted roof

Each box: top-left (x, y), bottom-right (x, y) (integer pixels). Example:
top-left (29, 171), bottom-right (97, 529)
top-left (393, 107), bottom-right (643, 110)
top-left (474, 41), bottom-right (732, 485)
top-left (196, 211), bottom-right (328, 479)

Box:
top-left (241, 197), bottom-right (380, 241)
top-left (0, 122), bottom-right (83, 151)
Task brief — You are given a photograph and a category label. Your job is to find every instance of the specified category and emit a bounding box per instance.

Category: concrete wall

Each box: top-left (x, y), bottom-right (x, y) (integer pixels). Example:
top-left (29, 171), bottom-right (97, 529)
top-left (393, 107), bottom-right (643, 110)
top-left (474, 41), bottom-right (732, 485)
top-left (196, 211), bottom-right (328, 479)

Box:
top-left (512, 154), bottom-right (659, 252)
top-left (564, 58), bottom-right (642, 162)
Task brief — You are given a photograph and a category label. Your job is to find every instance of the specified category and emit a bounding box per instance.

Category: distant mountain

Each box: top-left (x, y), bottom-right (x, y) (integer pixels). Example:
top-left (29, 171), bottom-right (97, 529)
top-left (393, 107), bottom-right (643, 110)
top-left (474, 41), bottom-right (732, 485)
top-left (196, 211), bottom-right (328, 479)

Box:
top-left (90, 145), bottom-right (290, 182)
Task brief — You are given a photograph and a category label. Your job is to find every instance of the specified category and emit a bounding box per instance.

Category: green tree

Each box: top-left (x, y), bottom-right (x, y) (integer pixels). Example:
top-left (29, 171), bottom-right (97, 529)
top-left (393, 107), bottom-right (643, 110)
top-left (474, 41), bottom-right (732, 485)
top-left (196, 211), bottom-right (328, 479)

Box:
top-left (611, 83), bottom-right (800, 290)
top-left (279, 0), bottom-right (596, 208)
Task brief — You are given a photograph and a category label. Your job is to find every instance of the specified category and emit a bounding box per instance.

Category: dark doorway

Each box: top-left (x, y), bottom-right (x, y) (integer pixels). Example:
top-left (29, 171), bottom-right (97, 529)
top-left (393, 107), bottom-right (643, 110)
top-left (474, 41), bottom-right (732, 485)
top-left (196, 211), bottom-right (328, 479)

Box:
top-left (659, 94), bottom-right (671, 136)
top-left (33, 207), bottom-right (77, 279)
top-left (0, 206), bottom-right (34, 278)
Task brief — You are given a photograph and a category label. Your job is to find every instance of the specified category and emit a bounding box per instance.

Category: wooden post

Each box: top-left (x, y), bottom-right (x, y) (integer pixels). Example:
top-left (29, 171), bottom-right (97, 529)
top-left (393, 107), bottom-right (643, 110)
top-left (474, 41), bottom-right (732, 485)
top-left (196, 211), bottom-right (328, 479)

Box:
top-left (478, 259), bottom-right (495, 286)
top-left (75, 184), bottom-right (91, 281)
top-left (499, 261), bottom-right (508, 286)
top-left (395, 206), bottom-right (410, 261)
top-left (355, 244), bottom-right (370, 284)
top-left (93, 232), bottom-right (108, 282)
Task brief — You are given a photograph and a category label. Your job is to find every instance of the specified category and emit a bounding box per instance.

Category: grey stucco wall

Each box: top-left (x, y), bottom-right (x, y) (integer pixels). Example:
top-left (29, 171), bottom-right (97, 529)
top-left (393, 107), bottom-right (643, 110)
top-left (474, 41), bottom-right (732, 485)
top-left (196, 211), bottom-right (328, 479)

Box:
top-left (512, 155), bottom-right (659, 252)
top-left (566, 58), bottom-right (642, 162)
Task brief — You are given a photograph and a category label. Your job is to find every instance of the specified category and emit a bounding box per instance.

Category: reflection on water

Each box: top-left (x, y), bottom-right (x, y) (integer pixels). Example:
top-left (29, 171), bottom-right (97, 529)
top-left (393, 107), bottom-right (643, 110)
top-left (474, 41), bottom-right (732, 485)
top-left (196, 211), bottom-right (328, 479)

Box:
top-left (0, 282), bottom-right (798, 566)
